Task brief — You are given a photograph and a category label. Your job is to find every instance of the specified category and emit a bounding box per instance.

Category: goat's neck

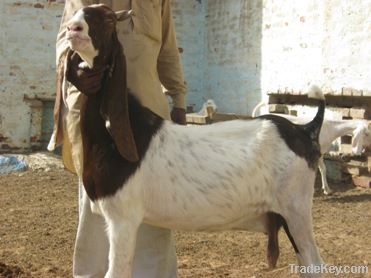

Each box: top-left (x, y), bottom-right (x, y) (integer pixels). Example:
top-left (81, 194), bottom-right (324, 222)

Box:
top-left (320, 120), bottom-right (361, 151)
top-left (79, 92), bottom-right (164, 201)
top-left (76, 50), bottom-right (98, 69)
top-left (80, 93), bottom-right (163, 155)
top-left (80, 94), bottom-right (110, 147)
top-left (331, 120), bottom-right (361, 137)
top-left (126, 93), bottom-right (164, 153)
top-left (91, 36), bottom-right (117, 71)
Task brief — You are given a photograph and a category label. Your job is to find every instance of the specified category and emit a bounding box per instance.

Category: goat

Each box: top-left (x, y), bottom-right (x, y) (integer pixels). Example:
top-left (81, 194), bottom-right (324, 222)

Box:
top-left (54, 5), bottom-right (326, 277)
top-left (252, 102), bottom-right (371, 195)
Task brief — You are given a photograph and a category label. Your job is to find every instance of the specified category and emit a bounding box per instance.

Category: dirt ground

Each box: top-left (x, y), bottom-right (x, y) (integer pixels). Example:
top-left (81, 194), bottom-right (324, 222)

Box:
top-left (1, 163), bottom-right (370, 277)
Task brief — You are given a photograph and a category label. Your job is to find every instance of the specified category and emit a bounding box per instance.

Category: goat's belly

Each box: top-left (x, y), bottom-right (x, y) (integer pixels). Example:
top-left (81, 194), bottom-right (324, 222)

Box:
top-left (143, 210), bottom-right (268, 232)
top-left (137, 122), bottom-right (284, 232)
top-left (142, 181), bottom-right (273, 232)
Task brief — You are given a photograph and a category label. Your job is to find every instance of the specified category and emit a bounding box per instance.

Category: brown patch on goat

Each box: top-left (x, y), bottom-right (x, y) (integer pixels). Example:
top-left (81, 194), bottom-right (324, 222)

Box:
top-left (259, 108), bottom-right (325, 170)
top-left (80, 90), bottom-right (163, 201)
top-left (81, 5), bottom-right (139, 162)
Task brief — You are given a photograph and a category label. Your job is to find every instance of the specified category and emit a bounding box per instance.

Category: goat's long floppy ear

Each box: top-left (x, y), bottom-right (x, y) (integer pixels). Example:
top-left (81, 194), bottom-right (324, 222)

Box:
top-left (115, 10), bottom-right (134, 22)
top-left (100, 37), bottom-right (139, 162)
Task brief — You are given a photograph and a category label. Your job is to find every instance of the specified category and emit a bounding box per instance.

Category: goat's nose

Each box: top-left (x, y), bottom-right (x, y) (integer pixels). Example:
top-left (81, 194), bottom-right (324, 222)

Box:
top-left (67, 22), bottom-right (84, 32)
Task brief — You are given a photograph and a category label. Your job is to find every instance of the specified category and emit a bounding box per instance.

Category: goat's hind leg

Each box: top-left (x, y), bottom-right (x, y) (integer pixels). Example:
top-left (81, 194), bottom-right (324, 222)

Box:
top-left (282, 210), bottom-right (323, 277)
top-left (100, 201), bottom-right (142, 278)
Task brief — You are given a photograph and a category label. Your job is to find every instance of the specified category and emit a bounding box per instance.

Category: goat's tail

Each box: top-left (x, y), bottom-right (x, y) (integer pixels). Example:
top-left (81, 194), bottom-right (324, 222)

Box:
top-left (251, 100), bottom-right (267, 117)
top-left (304, 85), bottom-right (326, 140)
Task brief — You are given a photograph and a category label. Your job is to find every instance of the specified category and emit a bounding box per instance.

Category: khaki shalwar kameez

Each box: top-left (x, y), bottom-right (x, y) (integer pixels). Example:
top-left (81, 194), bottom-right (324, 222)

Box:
top-left (48, 1), bottom-right (186, 277)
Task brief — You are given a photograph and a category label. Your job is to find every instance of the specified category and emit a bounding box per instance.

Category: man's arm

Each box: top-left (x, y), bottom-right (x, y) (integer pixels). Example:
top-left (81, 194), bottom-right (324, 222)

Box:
top-left (157, 0), bottom-right (187, 114)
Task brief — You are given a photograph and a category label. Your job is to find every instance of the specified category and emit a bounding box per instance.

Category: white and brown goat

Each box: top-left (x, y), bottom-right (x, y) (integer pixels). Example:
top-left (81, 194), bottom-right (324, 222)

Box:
top-left (51, 5), bottom-right (326, 278)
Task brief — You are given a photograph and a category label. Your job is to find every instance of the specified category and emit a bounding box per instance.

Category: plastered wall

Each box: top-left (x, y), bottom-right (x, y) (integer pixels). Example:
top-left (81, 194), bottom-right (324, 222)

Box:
top-left (0, 0), bottom-right (64, 151)
top-left (261, 0), bottom-right (371, 99)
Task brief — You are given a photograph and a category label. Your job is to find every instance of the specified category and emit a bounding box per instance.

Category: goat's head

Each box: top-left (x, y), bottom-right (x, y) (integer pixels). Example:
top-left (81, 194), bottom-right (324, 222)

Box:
top-left (352, 122), bottom-right (371, 155)
top-left (61, 4), bottom-right (139, 162)
top-left (66, 4), bottom-right (132, 68)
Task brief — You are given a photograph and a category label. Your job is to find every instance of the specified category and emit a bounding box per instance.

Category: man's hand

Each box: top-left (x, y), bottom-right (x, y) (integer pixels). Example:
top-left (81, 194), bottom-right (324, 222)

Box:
top-left (170, 107), bottom-right (187, 125)
top-left (67, 53), bottom-right (107, 95)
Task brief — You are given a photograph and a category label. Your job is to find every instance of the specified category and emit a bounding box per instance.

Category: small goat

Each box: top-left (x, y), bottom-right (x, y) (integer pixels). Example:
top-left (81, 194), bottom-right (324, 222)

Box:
top-left (253, 102), bottom-right (371, 195)
top-left (55, 5), bottom-right (326, 277)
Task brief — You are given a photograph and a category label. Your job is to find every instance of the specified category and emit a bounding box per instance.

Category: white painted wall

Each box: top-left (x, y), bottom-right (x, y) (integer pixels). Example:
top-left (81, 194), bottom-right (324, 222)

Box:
top-left (260, 0), bottom-right (371, 100)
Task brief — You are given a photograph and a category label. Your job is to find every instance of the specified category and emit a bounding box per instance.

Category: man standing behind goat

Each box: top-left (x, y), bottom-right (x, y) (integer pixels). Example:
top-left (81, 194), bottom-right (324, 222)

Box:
top-left (48, 1), bottom-right (187, 277)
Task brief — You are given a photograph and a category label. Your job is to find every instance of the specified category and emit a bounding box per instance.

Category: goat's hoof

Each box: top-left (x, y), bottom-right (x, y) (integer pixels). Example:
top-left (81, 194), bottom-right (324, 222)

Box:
top-left (323, 189), bottom-right (333, 195)
top-left (267, 257), bottom-right (278, 270)
top-left (268, 264), bottom-right (276, 270)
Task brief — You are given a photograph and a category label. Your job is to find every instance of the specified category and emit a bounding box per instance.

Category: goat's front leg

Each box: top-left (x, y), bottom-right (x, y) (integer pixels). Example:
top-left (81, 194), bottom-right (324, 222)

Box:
top-left (105, 219), bottom-right (140, 278)
top-left (100, 199), bottom-right (143, 278)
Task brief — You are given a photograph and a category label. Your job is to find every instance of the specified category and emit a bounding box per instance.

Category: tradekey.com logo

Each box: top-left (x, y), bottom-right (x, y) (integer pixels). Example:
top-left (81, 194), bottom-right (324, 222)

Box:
top-left (289, 264), bottom-right (368, 276)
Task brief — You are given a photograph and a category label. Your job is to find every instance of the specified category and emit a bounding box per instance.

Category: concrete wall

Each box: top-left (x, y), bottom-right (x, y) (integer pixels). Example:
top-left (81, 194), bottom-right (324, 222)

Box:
top-left (0, 0), bottom-right (64, 151)
top-left (172, 0), bottom-right (206, 111)
top-left (321, 0), bottom-right (370, 92)
top-left (175, 0), bottom-right (370, 112)
top-left (173, 0), bottom-right (262, 114)
top-left (204, 0), bottom-right (262, 114)
top-left (261, 1), bottom-right (323, 97)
